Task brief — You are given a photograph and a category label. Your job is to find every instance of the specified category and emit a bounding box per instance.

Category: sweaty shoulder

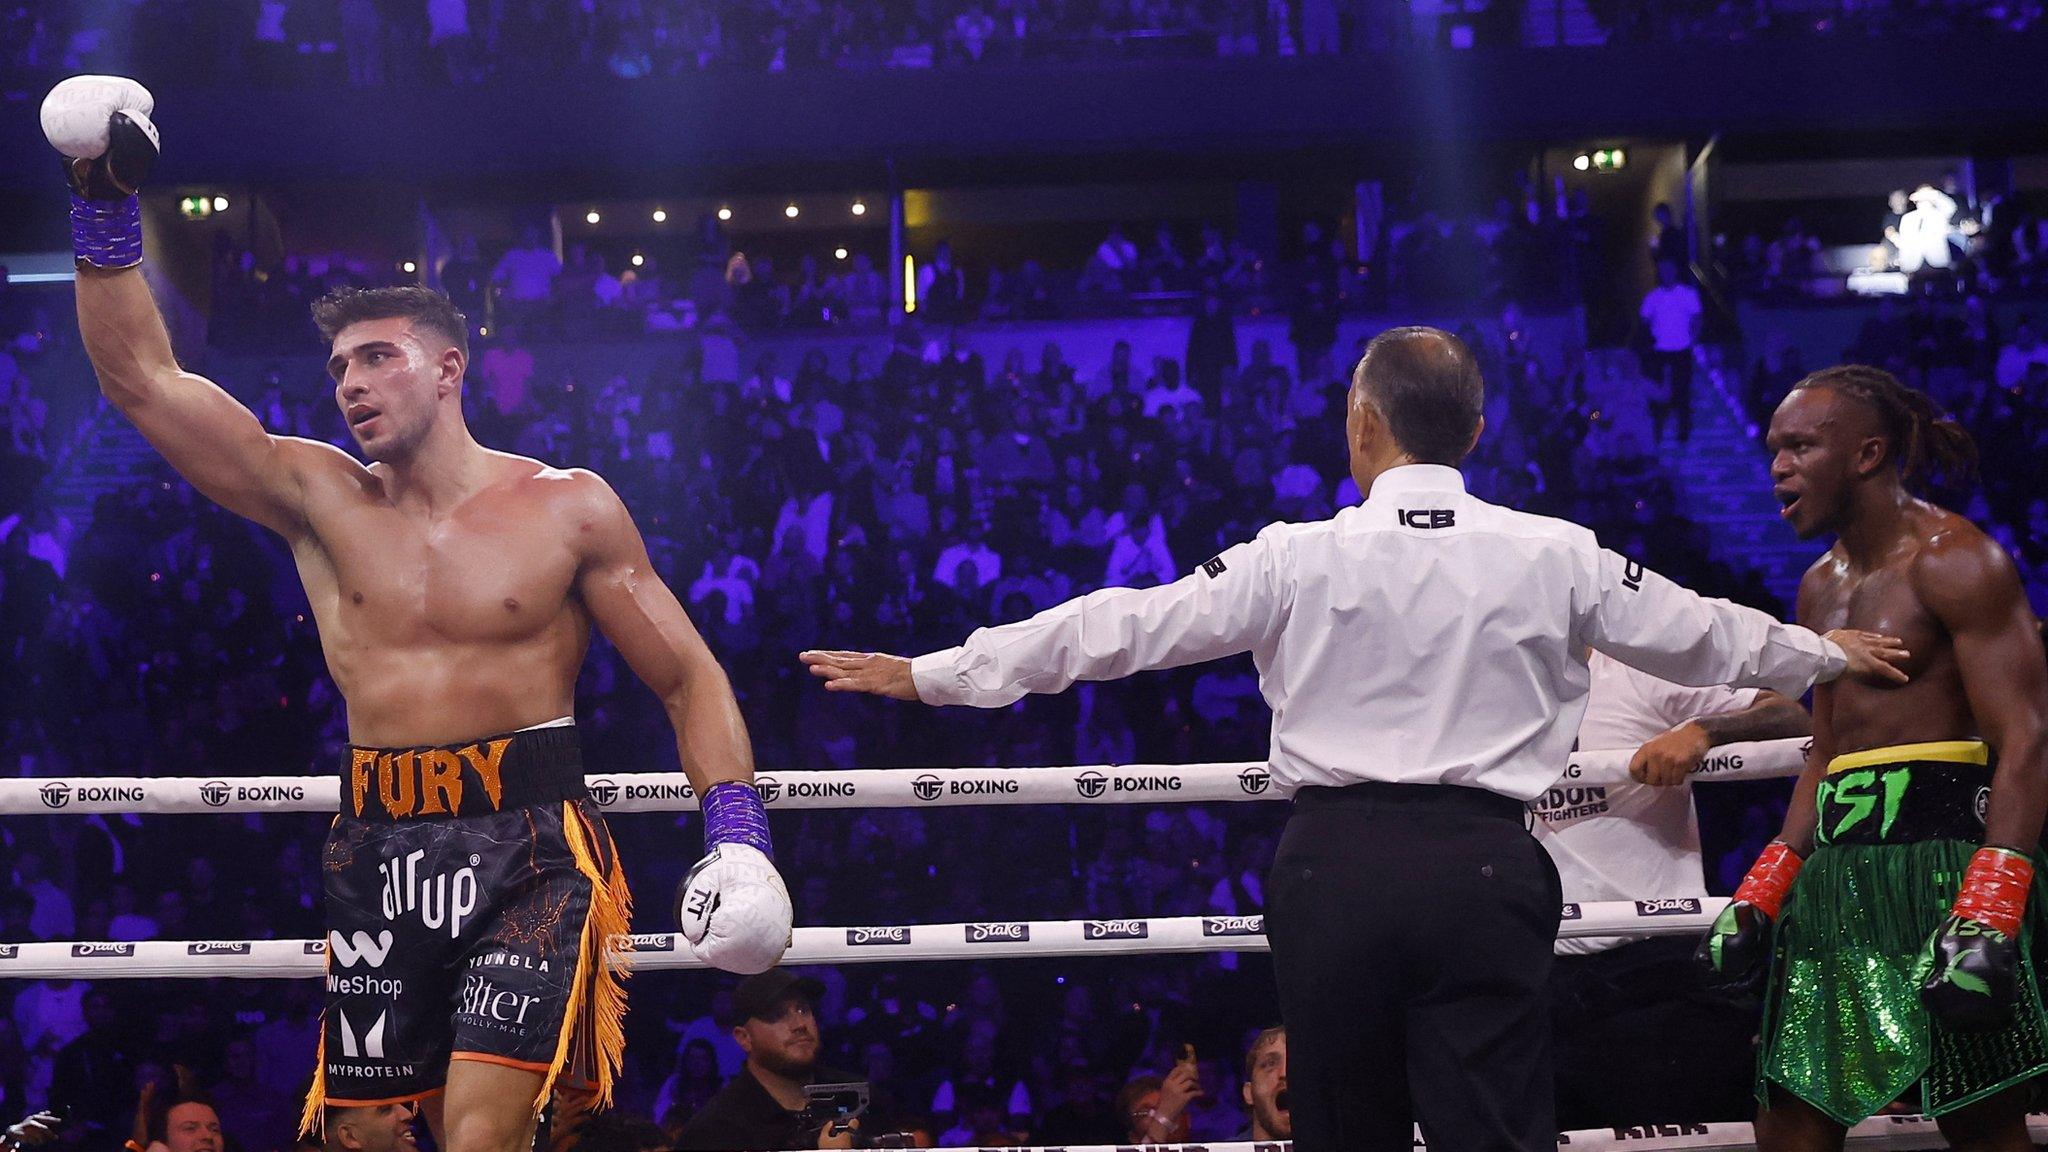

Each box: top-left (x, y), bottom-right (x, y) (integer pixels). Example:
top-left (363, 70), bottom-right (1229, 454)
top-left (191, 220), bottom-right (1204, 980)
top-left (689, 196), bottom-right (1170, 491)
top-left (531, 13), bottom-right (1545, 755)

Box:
top-left (503, 458), bottom-right (634, 539)
top-left (1909, 512), bottom-right (2020, 615)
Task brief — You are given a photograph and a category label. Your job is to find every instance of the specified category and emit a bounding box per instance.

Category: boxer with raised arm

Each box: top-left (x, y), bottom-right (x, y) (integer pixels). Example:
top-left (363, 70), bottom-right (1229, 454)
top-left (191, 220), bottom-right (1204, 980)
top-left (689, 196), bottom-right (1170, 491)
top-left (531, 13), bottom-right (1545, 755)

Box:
top-left (42, 75), bottom-right (792, 1152)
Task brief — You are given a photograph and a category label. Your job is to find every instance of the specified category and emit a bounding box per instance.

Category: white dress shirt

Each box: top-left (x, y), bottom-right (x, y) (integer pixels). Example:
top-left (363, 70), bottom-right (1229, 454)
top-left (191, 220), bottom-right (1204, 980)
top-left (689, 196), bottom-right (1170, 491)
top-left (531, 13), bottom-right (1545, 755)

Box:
top-left (911, 464), bottom-right (1844, 801)
top-left (1539, 651), bottom-right (1760, 955)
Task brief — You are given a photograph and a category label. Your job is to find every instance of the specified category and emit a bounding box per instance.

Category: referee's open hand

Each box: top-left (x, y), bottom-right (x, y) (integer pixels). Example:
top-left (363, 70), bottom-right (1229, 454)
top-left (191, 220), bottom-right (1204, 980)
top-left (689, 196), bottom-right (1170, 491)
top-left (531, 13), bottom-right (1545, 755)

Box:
top-left (1824, 628), bottom-right (1912, 685)
top-left (800, 650), bottom-right (920, 700)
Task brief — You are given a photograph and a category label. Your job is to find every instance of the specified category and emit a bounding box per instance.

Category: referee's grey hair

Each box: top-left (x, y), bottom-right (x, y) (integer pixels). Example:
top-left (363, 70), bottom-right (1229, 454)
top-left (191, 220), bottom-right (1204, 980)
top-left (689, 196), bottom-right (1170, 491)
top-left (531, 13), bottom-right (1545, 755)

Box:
top-left (1351, 326), bottom-right (1485, 466)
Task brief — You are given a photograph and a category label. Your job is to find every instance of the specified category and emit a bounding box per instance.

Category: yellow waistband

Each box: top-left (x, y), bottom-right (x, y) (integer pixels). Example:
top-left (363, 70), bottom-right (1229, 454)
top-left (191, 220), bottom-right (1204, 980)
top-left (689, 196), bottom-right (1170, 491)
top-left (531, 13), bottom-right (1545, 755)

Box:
top-left (1827, 739), bottom-right (1988, 775)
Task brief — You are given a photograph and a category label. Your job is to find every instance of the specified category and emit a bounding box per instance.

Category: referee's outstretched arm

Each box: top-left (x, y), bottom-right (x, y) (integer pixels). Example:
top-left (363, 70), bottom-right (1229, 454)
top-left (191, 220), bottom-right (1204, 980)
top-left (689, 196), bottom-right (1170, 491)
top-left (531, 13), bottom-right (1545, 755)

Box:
top-left (800, 526), bottom-right (1286, 705)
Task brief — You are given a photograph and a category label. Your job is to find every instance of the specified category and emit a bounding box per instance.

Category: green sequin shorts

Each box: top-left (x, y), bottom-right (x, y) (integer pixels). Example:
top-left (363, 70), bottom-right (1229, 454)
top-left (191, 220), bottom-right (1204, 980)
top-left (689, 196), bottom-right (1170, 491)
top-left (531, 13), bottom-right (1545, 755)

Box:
top-left (1759, 837), bottom-right (2048, 1124)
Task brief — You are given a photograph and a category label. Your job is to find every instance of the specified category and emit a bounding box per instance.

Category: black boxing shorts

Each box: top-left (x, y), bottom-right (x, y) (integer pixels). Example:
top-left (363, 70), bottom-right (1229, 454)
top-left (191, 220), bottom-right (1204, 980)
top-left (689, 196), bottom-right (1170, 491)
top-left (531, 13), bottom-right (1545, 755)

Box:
top-left (303, 722), bottom-right (631, 1123)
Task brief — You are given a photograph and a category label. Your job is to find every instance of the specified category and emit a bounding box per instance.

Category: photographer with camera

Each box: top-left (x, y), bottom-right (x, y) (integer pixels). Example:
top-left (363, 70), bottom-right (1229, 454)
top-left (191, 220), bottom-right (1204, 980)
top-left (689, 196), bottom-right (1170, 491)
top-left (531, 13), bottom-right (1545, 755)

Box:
top-left (675, 971), bottom-right (866, 1151)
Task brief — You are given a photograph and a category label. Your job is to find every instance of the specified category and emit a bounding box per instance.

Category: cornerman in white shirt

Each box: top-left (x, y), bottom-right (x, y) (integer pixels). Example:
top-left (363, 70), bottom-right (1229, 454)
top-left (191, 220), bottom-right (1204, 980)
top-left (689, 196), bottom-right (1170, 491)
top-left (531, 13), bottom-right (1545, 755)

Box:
top-left (800, 326), bottom-right (1909, 1152)
top-left (1545, 653), bottom-right (1810, 1131)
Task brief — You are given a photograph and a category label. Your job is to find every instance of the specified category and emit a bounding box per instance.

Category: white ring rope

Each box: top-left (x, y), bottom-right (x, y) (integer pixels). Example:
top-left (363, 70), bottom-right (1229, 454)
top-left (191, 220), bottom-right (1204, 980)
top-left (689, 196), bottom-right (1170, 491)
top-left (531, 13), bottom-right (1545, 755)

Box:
top-left (0, 738), bottom-right (1811, 816)
top-left (0, 899), bottom-right (1722, 979)
top-left (833, 1114), bottom-right (2048, 1152)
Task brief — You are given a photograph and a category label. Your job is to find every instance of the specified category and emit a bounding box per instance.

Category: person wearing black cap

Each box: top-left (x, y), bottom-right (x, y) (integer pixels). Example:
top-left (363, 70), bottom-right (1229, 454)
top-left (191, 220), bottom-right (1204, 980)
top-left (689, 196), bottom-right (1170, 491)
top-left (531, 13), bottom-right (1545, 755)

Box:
top-left (674, 970), bottom-right (860, 1151)
top-left (802, 326), bottom-right (1911, 1151)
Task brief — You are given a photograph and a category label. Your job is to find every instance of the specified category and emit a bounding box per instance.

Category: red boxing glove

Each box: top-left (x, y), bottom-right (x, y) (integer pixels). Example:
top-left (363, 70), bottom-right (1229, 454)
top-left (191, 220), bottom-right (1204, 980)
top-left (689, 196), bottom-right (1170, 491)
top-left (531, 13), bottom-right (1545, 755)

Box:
top-left (1952, 846), bottom-right (2033, 938)
top-left (1732, 840), bottom-right (1805, 919)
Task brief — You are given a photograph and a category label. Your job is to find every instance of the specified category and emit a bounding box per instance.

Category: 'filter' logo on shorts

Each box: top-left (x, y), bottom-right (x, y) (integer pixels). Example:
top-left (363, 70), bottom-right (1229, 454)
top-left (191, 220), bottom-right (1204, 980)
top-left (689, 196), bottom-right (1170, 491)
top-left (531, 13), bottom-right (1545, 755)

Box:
top-left (1074, 771), bottom-right (1109, 799)
top-left (71, 943), bottom-right (135, 958)
top-left (1560, 903), bottom-right (1582, 920)
top-left (847, 927), bottom-right (910, 946)
top-left (912, 775), bottom-right (945, 802)
top-left (1238, 767), bottom-right (1272, 796)
top-left (965, 922), bottom-right (1030, 943)
top-left (187, 942), bottom-right (251, 955)
top-left (1083, 920), bottom-right (1149, 940)
top-left (588, 778), bottom-right (620, 807)
top-left (200, 781), bottom-right (233, 807)
top-left (755, 776), bottom-right (782, 804)
top-left (1634, 899), bottom-right (1702, 917)
top-left (1202, 916), bottom-right (1264, 937)
top-left (626, 934), bottom-right (676, 952)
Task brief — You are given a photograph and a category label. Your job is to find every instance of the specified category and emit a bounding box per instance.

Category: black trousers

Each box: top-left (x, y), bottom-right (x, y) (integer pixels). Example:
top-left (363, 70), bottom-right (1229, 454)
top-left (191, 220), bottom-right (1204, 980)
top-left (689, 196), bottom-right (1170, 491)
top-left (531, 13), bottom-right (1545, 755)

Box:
top-left (1551, 936), bottom-right (1761, 1130)
top-left (1645, 349), bottom-right (1695, 443)
top-left (1267, 782), bottom-right (1562, 1152)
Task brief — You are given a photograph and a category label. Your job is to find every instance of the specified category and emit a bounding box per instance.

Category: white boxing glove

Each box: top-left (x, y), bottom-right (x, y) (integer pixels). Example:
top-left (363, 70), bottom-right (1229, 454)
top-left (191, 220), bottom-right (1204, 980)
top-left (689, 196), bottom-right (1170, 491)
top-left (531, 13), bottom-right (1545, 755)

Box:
top-left (676, 842), bottom-right (793, 975)
top-left (41, 75), bottom-right (156, 160)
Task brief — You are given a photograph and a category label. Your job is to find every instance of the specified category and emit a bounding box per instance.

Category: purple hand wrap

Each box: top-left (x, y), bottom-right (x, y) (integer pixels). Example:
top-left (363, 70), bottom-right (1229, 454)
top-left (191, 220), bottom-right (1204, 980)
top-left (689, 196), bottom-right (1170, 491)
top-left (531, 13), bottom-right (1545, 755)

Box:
top-left (702, 780), bottom-right (773, 859)
top-left (70, 193), bottom-right (142, 269)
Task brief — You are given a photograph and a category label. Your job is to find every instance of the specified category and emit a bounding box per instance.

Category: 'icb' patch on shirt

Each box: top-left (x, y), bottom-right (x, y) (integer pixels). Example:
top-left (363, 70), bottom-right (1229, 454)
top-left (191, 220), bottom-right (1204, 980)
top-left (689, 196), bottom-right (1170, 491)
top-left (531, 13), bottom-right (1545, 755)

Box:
top-left (1201, 556), bottom-right (1228, 578)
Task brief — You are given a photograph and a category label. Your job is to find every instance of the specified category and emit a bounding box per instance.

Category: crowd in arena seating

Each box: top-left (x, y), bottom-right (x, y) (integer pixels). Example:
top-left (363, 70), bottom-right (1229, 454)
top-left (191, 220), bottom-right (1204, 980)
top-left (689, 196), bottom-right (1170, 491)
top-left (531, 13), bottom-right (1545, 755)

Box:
top-left (205, 190), bottom-right (1593, 356)
top-left (5, 0), bottom-right (2041, 93)
top-left (6, 218), bottom-right (2048, 1147)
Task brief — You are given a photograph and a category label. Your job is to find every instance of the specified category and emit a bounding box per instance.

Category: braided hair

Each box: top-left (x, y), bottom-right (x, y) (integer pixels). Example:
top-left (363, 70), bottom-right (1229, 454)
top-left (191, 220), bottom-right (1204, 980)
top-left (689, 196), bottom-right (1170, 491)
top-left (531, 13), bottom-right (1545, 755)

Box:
top-left (1791, 364), bottom-right (1977, 490)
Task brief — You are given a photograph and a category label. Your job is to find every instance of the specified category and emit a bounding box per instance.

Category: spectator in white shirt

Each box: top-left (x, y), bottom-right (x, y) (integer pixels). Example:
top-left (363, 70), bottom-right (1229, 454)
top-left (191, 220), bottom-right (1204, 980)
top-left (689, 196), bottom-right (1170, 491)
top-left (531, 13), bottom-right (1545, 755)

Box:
top-left (1101, 484), bottom-right (1176, 588)
top-left (1143, 359), bottom-right (1204, 419)
top-left (933, 523), bottom-right (1002, 590)
top-left (1638, 259), bottom-right (1703, 443)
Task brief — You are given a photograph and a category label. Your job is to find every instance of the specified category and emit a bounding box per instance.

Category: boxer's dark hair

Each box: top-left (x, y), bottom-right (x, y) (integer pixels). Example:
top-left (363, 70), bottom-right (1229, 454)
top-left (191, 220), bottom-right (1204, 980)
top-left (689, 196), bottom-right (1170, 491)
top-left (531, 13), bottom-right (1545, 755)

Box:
top-left (1353, 326), bottom-right (1485, 465)
top-left (1793, 364), bottom-right (1976, 488)
top-left (312, 286), bottom-right (469, 366)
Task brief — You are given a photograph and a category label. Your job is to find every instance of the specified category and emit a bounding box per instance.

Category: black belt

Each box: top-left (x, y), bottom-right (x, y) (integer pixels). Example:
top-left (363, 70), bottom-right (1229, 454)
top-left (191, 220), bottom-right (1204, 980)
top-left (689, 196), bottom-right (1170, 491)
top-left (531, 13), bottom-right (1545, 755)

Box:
top-left (342, 725), bottom-right (585, 822)
top-left (1293, 780), bottom-right (1526, 822)
top-left (1814, 760), bottom-right (1991, 847)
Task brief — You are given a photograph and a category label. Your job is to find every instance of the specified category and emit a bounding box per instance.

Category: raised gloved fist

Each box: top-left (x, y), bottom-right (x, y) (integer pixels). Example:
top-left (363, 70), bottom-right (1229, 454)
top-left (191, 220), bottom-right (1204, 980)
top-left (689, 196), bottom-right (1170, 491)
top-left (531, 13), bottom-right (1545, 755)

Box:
top-left (676, 842), bottom-right (792, 975)
top-left (1696, 840), bottom-right (1802, 981)
top-left (41, 75), bottom-right (159, 199)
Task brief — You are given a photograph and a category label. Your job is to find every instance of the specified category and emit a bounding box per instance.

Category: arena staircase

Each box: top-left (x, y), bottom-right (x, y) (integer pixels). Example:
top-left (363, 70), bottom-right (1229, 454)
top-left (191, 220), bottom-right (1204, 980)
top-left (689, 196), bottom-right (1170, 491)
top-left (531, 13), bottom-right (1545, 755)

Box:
top-left (1663, 365), bottom-right (1819, 612)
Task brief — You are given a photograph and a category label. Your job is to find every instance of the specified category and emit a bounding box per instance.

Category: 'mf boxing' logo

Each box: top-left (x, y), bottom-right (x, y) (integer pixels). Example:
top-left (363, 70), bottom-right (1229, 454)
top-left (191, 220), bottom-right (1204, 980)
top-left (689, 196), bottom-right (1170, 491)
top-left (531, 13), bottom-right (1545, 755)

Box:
top-left (349, 739), bottom-right (510, 820)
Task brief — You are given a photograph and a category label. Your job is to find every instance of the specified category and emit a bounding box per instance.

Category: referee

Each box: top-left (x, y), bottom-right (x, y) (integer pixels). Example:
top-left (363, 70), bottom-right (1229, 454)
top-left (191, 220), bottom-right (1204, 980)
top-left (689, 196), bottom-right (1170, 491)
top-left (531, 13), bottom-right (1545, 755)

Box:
top-left (800, 327), bottom-right (1907, 1151)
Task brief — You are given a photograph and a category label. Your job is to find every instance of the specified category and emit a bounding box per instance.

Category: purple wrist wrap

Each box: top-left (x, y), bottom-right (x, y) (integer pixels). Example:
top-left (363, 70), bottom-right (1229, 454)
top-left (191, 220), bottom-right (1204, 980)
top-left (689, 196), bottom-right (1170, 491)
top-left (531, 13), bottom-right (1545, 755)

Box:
top-left (703, 780), bottom-right (773, 858)
top-left (71, 194), bottom-right (143, 269)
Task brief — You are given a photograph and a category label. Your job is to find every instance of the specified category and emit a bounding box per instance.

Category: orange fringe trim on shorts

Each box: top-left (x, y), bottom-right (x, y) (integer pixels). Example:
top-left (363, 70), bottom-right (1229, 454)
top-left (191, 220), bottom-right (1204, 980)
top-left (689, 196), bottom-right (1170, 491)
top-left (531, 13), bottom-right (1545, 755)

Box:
top-left (542, 804), bottom-right (634, 1117)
